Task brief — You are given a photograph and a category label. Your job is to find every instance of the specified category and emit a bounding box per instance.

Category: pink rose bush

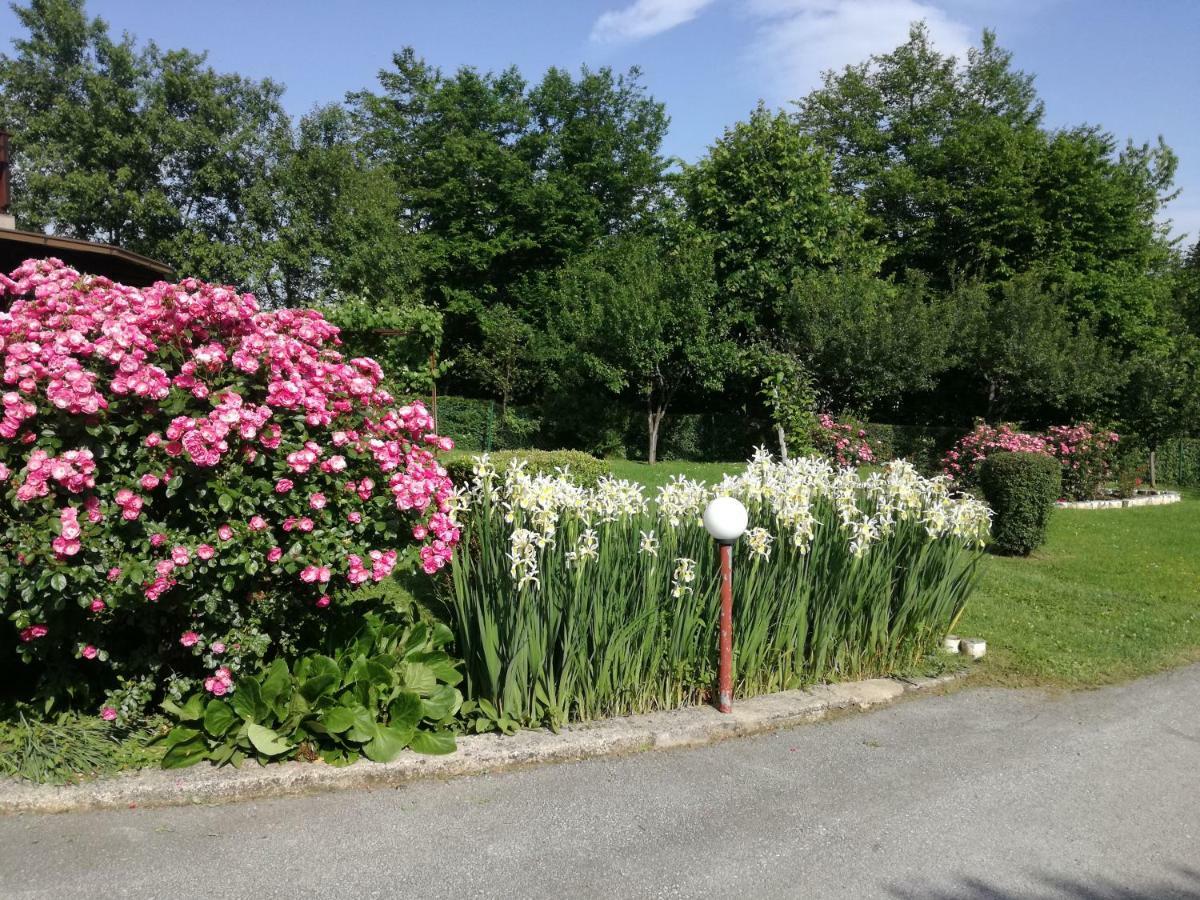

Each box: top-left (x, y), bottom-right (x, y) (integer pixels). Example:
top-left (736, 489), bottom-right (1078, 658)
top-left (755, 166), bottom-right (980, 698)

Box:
top-left (812, 413), bottom-right (880, 468)
top-left (0, 259), bottom-right (459, 718)
top-left (943, 421), bottom-right (1119, 500)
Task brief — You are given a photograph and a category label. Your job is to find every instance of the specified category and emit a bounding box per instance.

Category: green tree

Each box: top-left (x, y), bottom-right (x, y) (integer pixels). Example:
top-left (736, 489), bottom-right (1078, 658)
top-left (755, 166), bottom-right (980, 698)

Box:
top-left (0, 0), bottom-right (291, 288)
top-left (779, 270), bottom-right (953, 415)
top-left (261, 104), bottom-right (425, 308)
top-left (347, 50), bottom-right (669, 398)
top-left (547, 220), bottom-right (733, 463)
top-left (952, 275), bottom-right (1121, 422)
top-left (682, 103), bottom-right (879, 341)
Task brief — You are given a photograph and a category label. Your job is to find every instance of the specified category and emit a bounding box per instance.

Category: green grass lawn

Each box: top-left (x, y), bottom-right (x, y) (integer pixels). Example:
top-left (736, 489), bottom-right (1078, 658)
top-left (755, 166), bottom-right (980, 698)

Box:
top-left (605, 459), bottom-right (746, 493)
top-left (961, 492), bottom-right (1200, 688)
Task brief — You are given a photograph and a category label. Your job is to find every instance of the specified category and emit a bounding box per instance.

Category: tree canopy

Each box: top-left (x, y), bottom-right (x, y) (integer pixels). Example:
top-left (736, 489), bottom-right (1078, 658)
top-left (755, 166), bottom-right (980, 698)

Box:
top-left (1, 2), bottom-right (1195, 461)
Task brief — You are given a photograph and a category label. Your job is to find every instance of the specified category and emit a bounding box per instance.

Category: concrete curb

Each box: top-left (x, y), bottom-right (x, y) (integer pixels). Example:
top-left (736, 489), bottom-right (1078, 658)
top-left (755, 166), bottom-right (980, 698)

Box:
top-left (0, 672), bottom-right (962, 815)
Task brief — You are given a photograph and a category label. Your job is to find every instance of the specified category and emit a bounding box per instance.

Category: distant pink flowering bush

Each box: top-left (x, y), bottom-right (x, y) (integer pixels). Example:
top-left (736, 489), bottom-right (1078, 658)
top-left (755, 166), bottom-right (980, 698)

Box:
top-left (0, 258), bottom-right (459, 718)
top-left (943, 421), bottom-right (1118, 500)
top-left (813, 413), bottom-right (880, 467)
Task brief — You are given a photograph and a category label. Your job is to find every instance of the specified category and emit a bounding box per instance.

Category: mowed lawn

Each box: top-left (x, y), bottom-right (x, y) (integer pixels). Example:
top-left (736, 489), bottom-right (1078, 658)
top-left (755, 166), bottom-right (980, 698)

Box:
top-left (961, 492), bottom-right (1200, 688)
top-left (610, 460), bottom-right (1200, 688)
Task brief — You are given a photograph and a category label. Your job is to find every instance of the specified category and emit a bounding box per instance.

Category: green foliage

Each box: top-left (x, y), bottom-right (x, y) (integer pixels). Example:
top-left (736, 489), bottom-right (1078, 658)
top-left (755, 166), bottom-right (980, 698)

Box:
top-left (0, 710), bottom-right (163, 783)
top-left (951, 275), bottom-right (1121, 421)
top-left (436, 397), bottom-right (542, 452)
top-left (445, 450), bottom-right (610, 490)
top-left (0, 0), bottom-right (290, 289)
top-left (542, 216), bottom-right (735, 462)
top-left (979, 452), bottom-right (1062, 555)
top-left (683, 103), bottom-right (880, 341)
top-left (324, 292), bottom-right (443, 394)
top-left (781, 271), bottom-right (954, 413)
top-left (159, 612), bottom-right (461, 768)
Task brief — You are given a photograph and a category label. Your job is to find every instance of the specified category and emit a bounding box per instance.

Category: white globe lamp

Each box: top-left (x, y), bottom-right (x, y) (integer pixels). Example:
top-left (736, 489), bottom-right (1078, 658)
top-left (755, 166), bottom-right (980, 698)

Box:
top-left (703, 496), bottom-right (748, 545)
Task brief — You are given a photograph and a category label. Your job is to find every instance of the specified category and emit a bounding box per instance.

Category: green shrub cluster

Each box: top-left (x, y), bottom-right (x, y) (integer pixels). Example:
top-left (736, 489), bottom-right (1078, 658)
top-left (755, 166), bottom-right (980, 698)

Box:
top-left (160, 611), bottom-right (461, 768)
top-left (979, 451), bottom-right (1062, 556)
top-left (445, 449), bottom-right (611, 489)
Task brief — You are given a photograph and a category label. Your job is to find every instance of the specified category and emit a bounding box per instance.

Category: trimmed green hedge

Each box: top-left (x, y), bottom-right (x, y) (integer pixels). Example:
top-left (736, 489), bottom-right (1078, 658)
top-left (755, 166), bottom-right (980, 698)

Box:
top-left (979, 451), bottom-right (1062, 556)
top-left (445, 450), bottom-right (611, 489)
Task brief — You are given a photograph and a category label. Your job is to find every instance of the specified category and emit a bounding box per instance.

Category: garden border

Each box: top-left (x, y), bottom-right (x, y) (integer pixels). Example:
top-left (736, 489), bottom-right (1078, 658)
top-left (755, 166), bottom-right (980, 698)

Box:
top-left (0, 671), bottom-right (963, 815)
top-left (1056, 491), bottom-right (1181, 510)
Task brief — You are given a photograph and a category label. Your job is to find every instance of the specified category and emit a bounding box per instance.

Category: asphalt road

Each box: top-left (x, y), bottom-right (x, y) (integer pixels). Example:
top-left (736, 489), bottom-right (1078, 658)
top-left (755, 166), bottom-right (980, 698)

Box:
top-left (3, 666), bottom-right (1200, 899)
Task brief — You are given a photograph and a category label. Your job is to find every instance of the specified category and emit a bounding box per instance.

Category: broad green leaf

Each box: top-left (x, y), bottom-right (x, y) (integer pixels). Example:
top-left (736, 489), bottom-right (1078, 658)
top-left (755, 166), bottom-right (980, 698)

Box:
top-left (363, 723), bottom-right (415, 763)
top-left (246, 723), bottom-right (293, 757)
top-left (50, 573), bottom-right (67, 592)
top-left (203, 700), bottom-right (236, 736)
top-left (344, 705), bottom-right (377, 743)
top-left (163, 726), bottom-right (201, 749)
top-left (230, 677), bottom-right (266, 722)
top-left (420, 685), bottom-right (461, 722)
top-left (300, 674), bottom-right (336, 702)
top-left (409, 729), bottom-right (456, 756)
top-left (321, 704), bottom-right (359, 735)
top-left (162, 740), bottom-right (206, 769)
top-left (388, 691), bottom-right (423, 729)
top-left (260, 658), bottom-right (292, 710)
top-left (400, 661), bottom-right (438, 696)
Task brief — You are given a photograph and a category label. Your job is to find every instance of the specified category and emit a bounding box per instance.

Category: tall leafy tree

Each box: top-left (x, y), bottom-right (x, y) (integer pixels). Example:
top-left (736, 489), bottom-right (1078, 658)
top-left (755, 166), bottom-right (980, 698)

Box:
top-left (682, 103), bottom-right (879, 341)
top-left (0, 0), bottom-right (291, 288)
top-left (547, 218), bottom-right (733, 463)
top-left (347, 50), bottom-right (670, 398)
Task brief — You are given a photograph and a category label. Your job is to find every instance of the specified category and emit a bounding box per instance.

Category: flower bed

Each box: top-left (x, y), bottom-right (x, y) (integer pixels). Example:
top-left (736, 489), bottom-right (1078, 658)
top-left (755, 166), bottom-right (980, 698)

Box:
top-left (447, 450), bottom-right (989, 729)
top-left (0, 259), bottom-right (458, 719)
top-left (942, 422), bottom-right (1120, 501)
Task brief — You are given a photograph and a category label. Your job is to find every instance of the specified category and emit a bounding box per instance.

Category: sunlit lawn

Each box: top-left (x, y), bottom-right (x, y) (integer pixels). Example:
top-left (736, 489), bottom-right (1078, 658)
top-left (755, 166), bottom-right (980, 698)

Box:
top-left (961, 491), bottom-right (1200, 688)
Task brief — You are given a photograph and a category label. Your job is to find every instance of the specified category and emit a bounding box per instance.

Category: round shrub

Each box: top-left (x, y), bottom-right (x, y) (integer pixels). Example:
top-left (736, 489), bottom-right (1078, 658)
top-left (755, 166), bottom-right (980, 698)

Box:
top-left (978, 451), bottom-right (1061, 556)
top-left (445, 450), bottom-right (610, 489)
top-left (0, 259), bottom-right (460, 719)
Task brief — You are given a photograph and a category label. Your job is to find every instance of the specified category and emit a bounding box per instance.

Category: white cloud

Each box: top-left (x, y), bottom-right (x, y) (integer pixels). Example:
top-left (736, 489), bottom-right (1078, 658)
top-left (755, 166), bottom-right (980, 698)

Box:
top-left (742, 0), bottom-right (975, 102)
top-left (590, 0), bottom-right (719, 43)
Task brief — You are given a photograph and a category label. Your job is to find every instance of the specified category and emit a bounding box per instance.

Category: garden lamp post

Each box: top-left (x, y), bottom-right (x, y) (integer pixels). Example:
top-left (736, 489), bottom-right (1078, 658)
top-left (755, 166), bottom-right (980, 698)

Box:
top-left (702, 496), bottom-right (748, 713)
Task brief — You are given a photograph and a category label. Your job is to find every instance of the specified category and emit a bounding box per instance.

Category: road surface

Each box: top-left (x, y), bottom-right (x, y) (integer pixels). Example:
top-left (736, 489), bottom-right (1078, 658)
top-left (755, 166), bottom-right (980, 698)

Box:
top-left (3, 666), bottom-right (1199, 899)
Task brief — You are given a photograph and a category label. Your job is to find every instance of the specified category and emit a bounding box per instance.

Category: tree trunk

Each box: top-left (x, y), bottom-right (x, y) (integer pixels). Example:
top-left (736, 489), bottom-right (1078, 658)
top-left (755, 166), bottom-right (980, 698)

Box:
top-left (776, 423), bottom-right (789, 462)
top-left (647, 403), bottom-right (666, 465)
top-left (1150, 449), bottom-right (1158, 488)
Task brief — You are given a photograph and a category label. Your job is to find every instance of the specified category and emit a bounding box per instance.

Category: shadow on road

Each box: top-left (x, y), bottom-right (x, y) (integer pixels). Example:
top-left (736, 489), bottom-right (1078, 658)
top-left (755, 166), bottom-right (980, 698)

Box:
top-left (888, 865), bottom-right (1200, 899)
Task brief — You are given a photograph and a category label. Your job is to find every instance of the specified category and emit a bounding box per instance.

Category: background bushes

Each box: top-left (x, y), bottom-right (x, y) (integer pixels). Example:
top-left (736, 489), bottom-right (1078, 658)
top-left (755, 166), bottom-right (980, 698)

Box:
top-left (979, 452), bottom-right (1062, 555)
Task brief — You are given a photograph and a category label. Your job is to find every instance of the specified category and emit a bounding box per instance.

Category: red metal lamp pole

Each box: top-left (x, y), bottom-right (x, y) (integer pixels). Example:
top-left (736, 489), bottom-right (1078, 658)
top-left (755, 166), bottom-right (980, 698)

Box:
top-left (703, 495), bottom-right (746, 715)
top-left (717, 541), bottom-right (734, 713)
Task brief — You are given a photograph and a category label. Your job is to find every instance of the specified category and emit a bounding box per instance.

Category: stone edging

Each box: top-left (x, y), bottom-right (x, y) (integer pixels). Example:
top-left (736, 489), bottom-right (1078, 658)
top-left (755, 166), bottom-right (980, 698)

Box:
top-left (0, 672), bottom-right (962, 815)
top-left (1056, 491), bottom-right (1181, 510)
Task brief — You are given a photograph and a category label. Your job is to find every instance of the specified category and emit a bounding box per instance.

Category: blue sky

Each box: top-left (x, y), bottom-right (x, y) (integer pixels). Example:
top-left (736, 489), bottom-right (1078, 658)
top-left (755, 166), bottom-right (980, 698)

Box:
top-left (3, 0), bottom-right (1197, 244)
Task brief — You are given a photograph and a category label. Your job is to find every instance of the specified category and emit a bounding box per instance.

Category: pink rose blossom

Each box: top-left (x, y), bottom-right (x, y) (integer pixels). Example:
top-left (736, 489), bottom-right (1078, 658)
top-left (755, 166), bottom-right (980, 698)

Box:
top-left (82, 645), bottom-right (98, 660)
top-left (180, 631), bottom-right (200, 647)
top-left (217, 524), bottom-right (234, 541)
top-left (101, 707), bottom-right (118, 721)
top-left (196, 543), bottom-right (215, 560)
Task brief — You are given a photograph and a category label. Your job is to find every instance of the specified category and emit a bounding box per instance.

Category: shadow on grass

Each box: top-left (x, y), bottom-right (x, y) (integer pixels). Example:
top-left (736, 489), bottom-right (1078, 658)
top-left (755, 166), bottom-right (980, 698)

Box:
top-left (888, 865), bottom-right (1200, 899)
